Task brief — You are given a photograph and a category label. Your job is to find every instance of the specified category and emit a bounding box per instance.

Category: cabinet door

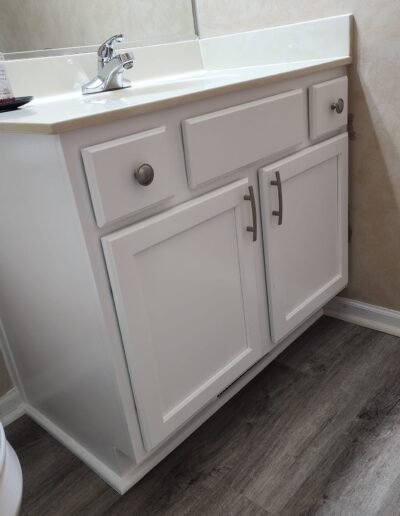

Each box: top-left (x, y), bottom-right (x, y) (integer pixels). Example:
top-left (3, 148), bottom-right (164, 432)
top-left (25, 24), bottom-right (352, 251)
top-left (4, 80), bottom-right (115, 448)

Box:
top-left (259, 134), bottom-right (348, 344)
top-left (102, 179), bottom-right (263, 450)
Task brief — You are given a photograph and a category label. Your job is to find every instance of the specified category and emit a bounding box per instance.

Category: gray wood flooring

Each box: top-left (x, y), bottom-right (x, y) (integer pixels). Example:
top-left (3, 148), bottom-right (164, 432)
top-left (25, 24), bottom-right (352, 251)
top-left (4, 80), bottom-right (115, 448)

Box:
top-left (7, 316), bottom-right (400, 515)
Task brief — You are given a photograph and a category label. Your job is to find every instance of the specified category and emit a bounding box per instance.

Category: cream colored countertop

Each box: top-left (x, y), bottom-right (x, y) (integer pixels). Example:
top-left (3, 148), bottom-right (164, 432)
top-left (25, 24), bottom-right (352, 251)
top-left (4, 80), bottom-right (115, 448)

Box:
top-left (0, 15), bottom-right (352, 135)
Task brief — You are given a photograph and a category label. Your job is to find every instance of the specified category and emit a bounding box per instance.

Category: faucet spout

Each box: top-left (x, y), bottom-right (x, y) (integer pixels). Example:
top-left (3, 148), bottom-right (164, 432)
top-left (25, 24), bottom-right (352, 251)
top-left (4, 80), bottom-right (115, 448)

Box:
top-left (100, 52), bottom-right (134, 91)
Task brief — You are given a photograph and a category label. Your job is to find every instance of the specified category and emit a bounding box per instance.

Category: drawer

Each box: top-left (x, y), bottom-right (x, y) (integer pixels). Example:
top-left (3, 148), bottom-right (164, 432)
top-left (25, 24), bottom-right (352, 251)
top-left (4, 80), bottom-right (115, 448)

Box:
top-left (82, 127), bottom-right (175, 227)
top-left (182, 90), bottom-right (306, 188)
top-left (309, 76), bottom-right (348, 140)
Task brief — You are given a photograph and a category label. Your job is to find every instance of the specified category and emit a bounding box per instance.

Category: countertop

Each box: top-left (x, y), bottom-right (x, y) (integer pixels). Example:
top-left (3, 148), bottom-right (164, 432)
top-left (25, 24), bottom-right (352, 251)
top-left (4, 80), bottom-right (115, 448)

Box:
top-left (0, 15), bottom-right (352, 135)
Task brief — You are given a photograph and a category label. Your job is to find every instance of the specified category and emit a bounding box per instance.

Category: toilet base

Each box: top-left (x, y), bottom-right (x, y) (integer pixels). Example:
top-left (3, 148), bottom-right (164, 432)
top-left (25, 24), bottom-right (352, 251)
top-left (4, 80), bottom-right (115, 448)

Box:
top-left (0, 430), bottom-right (23, 516)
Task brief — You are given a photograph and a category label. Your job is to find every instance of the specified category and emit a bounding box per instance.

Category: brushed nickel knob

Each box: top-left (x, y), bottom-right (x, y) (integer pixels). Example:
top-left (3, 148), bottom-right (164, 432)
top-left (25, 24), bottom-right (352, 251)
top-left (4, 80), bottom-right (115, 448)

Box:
top-left (331, 98), bottom-right (345, 114)
top-left (134, 164), bottom-right (154, 186)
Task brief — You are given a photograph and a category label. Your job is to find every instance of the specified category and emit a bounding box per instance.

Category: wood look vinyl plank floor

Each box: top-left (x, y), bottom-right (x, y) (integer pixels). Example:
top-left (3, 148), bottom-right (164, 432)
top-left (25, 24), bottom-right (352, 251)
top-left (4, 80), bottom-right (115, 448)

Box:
top-left (7, 316), bottom-right (400, 516)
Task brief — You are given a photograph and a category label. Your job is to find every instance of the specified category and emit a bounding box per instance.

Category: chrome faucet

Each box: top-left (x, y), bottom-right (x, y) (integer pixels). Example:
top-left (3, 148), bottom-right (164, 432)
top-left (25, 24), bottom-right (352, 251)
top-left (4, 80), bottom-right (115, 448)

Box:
top-left (82, 34), bottom-right (134, 95)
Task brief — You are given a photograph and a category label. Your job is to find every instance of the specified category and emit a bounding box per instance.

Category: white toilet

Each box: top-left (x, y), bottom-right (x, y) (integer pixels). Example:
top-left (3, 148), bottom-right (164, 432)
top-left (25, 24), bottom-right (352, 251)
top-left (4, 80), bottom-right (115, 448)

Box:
top-left (0, 423), bottom-right (22, 516)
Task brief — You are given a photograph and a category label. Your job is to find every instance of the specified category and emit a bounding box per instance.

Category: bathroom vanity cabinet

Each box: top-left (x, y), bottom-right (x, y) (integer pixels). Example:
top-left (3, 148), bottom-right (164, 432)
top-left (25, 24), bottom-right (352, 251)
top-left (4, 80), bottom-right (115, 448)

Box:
top-left (0, 66), bottom-right (348, 492)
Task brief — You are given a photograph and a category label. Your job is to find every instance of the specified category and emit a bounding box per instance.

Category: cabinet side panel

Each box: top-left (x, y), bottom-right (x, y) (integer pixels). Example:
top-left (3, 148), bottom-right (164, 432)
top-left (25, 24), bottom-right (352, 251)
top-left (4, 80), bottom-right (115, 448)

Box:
top-left (0, 133), bottom-right (134, 473)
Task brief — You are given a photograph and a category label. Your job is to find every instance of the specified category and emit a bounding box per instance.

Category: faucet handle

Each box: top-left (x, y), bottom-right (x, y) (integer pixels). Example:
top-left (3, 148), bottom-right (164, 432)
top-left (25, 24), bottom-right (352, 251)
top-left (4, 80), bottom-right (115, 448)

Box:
top-left (98, 34), bottom-right (124, 69)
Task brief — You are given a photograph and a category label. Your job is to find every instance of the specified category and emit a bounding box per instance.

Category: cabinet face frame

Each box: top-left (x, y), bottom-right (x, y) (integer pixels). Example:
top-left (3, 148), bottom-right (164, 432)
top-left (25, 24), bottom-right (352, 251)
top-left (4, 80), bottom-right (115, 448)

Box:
top-left (102, 178), bottom-right (263, 450)
top-left (259, 133), bottom-right (348, 344)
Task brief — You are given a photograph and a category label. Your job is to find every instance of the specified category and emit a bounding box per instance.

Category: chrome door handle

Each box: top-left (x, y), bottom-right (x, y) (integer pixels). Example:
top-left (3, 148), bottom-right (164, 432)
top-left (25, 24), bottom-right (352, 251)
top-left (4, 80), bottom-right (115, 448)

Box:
top-left (244, 185), bottom-right (257, 242)
top-left (270, 171), bottom-right (283, 225)
top-left (331, 98), bottom-right (345, 114)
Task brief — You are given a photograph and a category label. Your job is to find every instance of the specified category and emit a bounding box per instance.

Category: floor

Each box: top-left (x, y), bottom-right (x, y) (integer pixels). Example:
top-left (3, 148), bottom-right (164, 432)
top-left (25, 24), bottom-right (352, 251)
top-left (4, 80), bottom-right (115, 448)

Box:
top-left (7, 316), bottom-right (400, 516)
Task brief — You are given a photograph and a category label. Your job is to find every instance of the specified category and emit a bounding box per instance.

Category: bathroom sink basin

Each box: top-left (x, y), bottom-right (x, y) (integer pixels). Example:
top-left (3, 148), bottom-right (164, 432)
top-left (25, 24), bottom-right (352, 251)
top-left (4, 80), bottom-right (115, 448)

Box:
top-left (81, 59), bottom-right (336, 106)
top-left (82, 70), bottom-right (239, 102)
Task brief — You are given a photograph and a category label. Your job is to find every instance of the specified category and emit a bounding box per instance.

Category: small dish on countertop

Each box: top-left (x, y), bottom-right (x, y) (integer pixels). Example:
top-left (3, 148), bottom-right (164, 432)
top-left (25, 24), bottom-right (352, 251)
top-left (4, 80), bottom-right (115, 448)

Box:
top-left (0, 96), bottom-right (33, 112)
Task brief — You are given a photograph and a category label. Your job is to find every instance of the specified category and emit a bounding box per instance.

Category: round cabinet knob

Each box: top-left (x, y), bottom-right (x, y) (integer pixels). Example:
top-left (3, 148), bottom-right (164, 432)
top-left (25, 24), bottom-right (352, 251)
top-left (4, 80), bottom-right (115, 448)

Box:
top-left (331, 98), bottom-right (345, 114)
top-left (134, 164), bottom-right (154, 186)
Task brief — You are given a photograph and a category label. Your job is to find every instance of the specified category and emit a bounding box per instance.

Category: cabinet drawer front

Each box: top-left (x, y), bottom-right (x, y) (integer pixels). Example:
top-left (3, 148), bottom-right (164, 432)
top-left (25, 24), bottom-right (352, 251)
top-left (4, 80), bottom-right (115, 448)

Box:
top-left (102, 179), bottom-right (263, 450)
top-left (259, 134), bottom-right (348, 344)
top-left (182, 90), bottom-right (306, 188)
top-left (82, 127), bottom-right (175, 227)
top-left (309, 76), bottom-right (348, 140)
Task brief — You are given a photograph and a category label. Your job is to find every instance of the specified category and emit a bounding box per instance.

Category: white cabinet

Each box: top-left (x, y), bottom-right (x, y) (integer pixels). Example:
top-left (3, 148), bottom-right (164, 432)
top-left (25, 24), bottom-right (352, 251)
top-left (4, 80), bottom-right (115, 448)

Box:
top-left (259, 134), bottom-right (348, 344)
top-left (102, 178), bottom-right (263, 450)
top-left (0, 65), bottom-right (349, 492)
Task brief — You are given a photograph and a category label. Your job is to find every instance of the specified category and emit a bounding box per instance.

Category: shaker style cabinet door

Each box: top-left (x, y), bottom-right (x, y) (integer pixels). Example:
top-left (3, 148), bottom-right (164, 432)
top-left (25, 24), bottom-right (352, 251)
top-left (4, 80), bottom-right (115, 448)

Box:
top-left (259, 134), bottom-right (348, 344)
top-left (102, 179), bottom-right (263, 450)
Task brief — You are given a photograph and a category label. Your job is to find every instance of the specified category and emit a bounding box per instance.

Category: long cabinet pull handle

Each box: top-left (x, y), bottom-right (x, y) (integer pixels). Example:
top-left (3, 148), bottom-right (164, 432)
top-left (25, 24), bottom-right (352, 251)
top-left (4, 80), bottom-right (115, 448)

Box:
top-left (270, 171), bottom-right (283, 226)
top-left (243, 185), bottom-right (257, 242)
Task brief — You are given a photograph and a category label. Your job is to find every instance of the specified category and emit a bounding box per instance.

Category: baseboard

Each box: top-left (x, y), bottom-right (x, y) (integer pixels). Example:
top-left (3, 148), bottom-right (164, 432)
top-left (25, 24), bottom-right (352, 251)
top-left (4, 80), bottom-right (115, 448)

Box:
top-left (324, 296), bottom-right (400, 337)
top-left (0, 387), bottom-right (24, 427)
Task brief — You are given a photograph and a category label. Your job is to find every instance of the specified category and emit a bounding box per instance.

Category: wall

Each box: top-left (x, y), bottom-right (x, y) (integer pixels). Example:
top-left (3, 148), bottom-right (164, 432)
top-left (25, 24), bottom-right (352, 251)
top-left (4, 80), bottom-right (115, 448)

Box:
top-left (195, 0), bottom-right (400, 311)
top-left (0, 353), bottom-right (12, 395)
top-left (0, 0), bottom-right (195, 53)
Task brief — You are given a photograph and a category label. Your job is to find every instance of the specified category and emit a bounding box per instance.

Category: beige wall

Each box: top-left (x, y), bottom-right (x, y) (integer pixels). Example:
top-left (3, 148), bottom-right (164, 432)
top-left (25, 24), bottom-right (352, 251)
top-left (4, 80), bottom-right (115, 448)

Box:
top-left (196, 1), bottom-right (400, 311)
top-left (0, 0), bottom-right (195, 53)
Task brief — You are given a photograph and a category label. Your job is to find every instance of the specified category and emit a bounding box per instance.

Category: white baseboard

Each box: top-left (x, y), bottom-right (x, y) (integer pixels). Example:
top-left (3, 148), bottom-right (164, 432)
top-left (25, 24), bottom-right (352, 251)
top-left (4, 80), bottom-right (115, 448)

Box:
top-left (0, 387), bottom-right (24, 427)
top-left (324, 296), bottom-right (400, 337)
